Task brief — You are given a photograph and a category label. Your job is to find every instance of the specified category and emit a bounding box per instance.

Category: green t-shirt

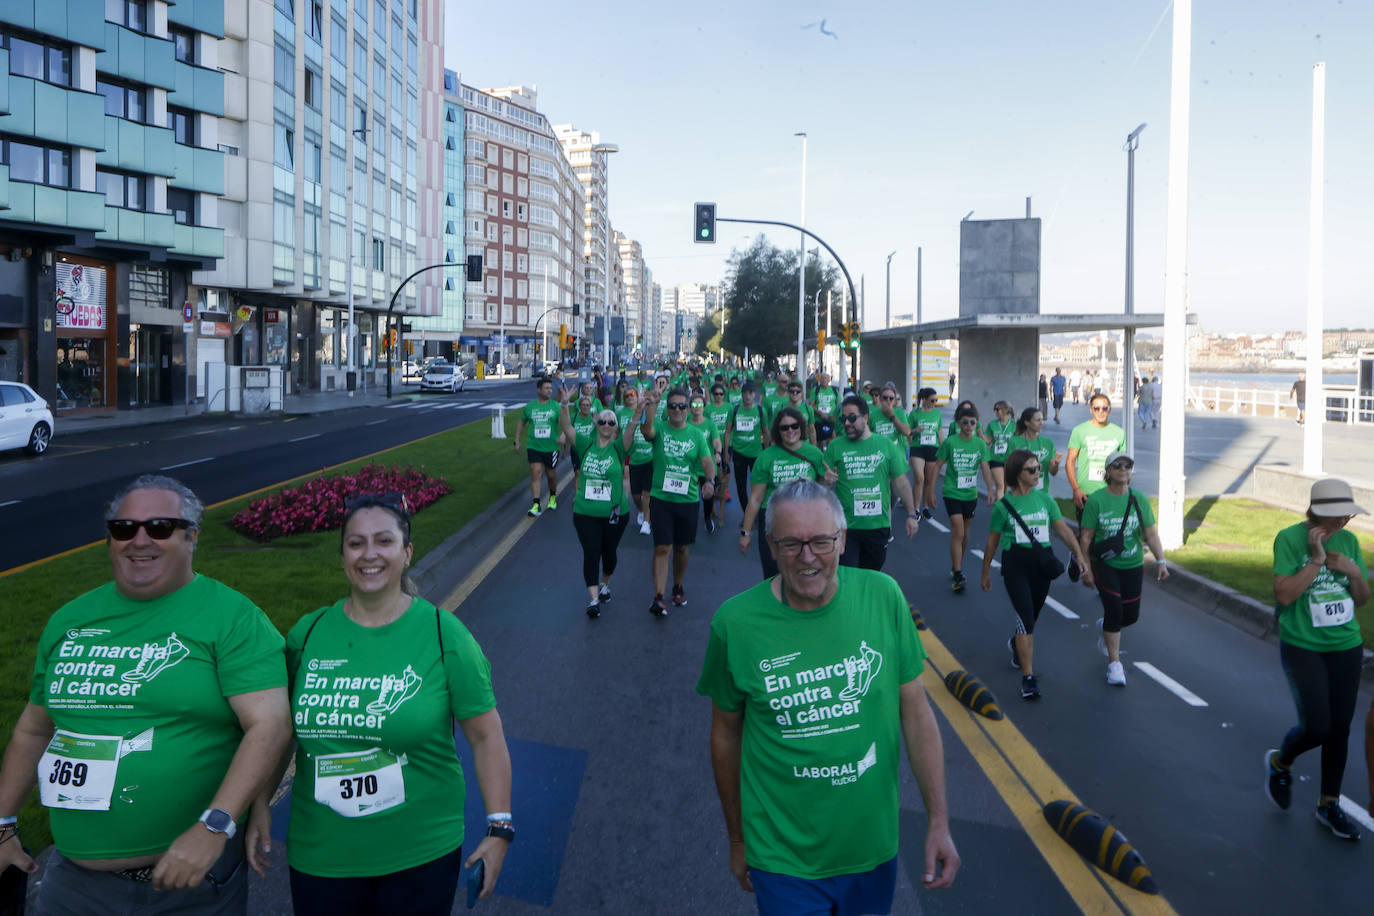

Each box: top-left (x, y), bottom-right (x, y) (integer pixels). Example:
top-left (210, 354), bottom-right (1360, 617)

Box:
top-left (695, 568), bottom-right (926, 879)
top-left (285, 599), bottom-right (496, 878)
top-left (573, 433), bottom-right (631, 517)
top-left (728, 405), bottom-right (767, 459)
top-left (825, 434), bottom-right (907, 530)
top-left (30, 576), bottom-right (286, 859)
top-left (706, 402), bottom-right (733, 437)
top-left (1080, 488), bottom-right (1155, 569)
top-left (811, 386), bottom-right (840, 419)
top-left (1067, 421), bottom-right (1126, 495)
top-left (947, 418), bottom-right (984, 438)
top-left (762, 381), bottom-right (778, 398)
top-left (571, 410), bottom-right (597, 443)
top-left (1007, 434), bottom-right (1056, 493)
top-left (987, 418), bottom-right (1015, 460)
top-left (520, 399), bottom-right (560, 452)
top-left (727, 389), bottom-right (744, 406)
top-left (689, 416), bottom-right (722, 450)
top-left (617, 405), bottom-right (654, 465)
top-left (1271, 523), bottom-right (1368, 652)
top-left (649, 422), bottom-right (711, 503)
top-left (935, 434), bottom-right (990, 500)
top-left (780, 400), bottom-right (815, 429)
top-left (907, 408), bottom-right (942, 448)
top-left (762, 393), bottom-right (788, 424)
top-left (989, 489), bottom-right (1062, 548)
top-left (869, 409), bottom-right (904, 449)
top-left (753, 444), bottom-right (826, 508)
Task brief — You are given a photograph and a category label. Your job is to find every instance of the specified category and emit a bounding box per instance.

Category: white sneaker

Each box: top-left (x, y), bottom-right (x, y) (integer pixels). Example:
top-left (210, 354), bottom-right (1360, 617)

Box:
top-left (1096, 618), bottom-right (1107, 657)
top-left (1106, 660), bottom-right (1126, 686)
top-left (639, 520), bottom-right (652, 536)
top-left (637, 511), bottom-right (645, 526)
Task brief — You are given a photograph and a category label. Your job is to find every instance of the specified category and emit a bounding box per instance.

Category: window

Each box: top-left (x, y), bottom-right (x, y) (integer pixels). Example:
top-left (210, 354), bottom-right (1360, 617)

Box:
top-left (274, 122), bottom-right (294, 170)
top-left (304, 68), bottom-right (321, 110)
top-left (274, 41), bottom-right (294, 93)
top-left (168, 107), bottom-right (196, 145)
top-left (170, 27), bottom-right (196, 64)
top-left (502, 200), bottom-right (510, 218)
top-left (372, 237), bottom-right (385, 270)
top-left (308, 2), bottom-right (324, 41)
top-left (97, 79), bottom-right (147, 122)
top-left (4, 32), bottom-right (73, 86)
top-left (1, 139), bottom-right (70, 187)
top-left (167, 188), bottom-right (195, 225)
top-left (96, 169), bottom-right (146, 210)
top-left (502, 149), bottom-right (513, 169)
top-left (105, 0), bottom-right (147, 32)
top-left (275, 0), bottom-right (295, 20)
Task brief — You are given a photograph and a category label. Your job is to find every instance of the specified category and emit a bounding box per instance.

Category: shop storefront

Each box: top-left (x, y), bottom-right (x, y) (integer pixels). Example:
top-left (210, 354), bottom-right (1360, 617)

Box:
top-left (54, 258), bottom-right (116, 410)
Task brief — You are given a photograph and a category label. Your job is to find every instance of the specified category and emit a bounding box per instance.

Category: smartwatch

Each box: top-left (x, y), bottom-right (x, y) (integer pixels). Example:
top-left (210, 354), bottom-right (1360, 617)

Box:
top-left (199, 808), bottom-right (237, 839)
top-left (485, 820), bottom-right (515, 843)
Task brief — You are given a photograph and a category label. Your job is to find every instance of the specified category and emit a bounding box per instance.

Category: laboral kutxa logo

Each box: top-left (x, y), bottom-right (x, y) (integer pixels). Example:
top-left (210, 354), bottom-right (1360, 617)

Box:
top-left (793, 742), bottom-right (879, 787)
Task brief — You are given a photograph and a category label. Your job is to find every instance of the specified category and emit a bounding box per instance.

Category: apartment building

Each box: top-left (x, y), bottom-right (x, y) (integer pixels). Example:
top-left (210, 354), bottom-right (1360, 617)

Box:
top-left (556, 123), bottom-right (622, 364)
top-left (0, 0), bottom-right (227, 408)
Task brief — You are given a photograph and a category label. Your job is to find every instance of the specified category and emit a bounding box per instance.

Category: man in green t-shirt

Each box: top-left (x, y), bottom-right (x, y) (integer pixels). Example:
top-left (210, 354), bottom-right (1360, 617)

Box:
top-left (0, 475), bottom-right (290, 909)
top-left (513, 377), bottom-right (561, 518)
top-left (825, 395), bottom-right (920, 571)
top-left (698, 480), bottom-right (958, 909)
top-left (641, 387), bottom-right (717, 616)
top-left (810, 371), bottom-right (841, 447)
top-left (1066, 393), bottom-right (1127, 511)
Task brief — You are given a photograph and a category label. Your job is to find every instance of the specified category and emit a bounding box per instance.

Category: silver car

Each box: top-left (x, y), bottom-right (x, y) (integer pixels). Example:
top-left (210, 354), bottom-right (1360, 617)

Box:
top-left (0, 381), bottom-right (55, 455)
top-left (420, 363), bottom-right (466, 392)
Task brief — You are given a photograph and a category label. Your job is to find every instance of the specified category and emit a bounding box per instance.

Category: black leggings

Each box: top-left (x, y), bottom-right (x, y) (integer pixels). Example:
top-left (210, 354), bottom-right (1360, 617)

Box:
top-left (1001, 548), bottom-right (1052, 634)
top-left (732, 451), bottom-right (756, 507)
top-left (289, 845), bottom-right (463, 916)
top-left (1093, 563), bottom-right (1144, 633)
top-left (572, 512), bottom-right (628, 588)
top-left (758, 507), bottom-right (778, 580)
top-left (1278, 640), bottom-right (1364, 797)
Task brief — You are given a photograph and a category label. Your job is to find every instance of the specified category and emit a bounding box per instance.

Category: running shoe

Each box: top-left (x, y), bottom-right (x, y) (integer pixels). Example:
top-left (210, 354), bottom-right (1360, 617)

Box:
top-left (649, 594), bottom-right (668, 617)
top-left (598, 584), bottom-right (612, 603)
top-left (639, 520), bottom-right (652, 536)
top-left (548, 493), bottom-right (558, 511)
top-left (672, 584), bottom-right (687, 607)
top-left (637, 511), bottom-right (646, 526)
top-left (1020, 674), bottom-right (1040, 700)
top-left (704, 515), bottom-right (716, 534)
top-left (1007, 636), bottom-right (1019, 670)
top-left (1096, 618), bottom-right (1107, 657)
top-left (951, 570), bottom-right (966, 593)
top-left (1315, 801), bottom-right (1360, 840)
top-left (1265, 749), bottom-right (1292, 811)
top-left (585, 600), bottom-right (601, 619)
top-left (1067, 557), bottom-right (1081, 582)
top-left (527, 501), bottom-right (542, 518)
top-left (921, 507), bottom-right (933, 520)
top-left (1106, 660), bottom-right (1127, 686)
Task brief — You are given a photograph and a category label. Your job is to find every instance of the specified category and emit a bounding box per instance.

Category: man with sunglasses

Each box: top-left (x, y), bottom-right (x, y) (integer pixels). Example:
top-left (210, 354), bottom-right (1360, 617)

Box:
top-left (825, 396), bottom-right (920, 571)
top-left (514, 376), bottom-right (561, 517)
top-left (698, 480), bottom-right (959, 913)
top-left (0, 475), bottom-right (290, 912)
top-left (1066, 393), bottom-right (1127, 580)
top-left (639, 387), bottom-right (717, 615)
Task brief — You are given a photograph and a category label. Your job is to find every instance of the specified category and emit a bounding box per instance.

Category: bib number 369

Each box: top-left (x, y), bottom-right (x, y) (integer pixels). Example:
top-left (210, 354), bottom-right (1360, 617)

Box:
top-left (37, 730), bottom-right (122, 811)
top-left (49, 759), bottom-right (89, 787)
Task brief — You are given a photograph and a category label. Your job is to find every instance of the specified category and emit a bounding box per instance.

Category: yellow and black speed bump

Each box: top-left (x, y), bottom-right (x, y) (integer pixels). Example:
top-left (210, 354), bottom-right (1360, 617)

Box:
top-left (942, 669), bottom-right (1003, 720)
top-left (1042, 800), bottom-right (1159, 895)
top-left (909, 603), bottom-right (928, 630)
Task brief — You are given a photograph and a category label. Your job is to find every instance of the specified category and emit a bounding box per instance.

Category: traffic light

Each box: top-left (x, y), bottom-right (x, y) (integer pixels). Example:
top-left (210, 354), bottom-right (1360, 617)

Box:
top-left (694, 202), bottom-right (716, 244)
top-left (558, 323), bottom-right (569, 349)
top-left (465, 254), bottom-right (483, 282)
top-left (849, 322), bottom-right (862, 350)
top-left (816, 328), bottom-right (826, 350)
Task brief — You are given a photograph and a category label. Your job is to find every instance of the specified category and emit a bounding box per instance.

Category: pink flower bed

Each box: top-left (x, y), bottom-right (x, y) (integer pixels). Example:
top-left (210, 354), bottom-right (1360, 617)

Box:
top-left (229, 463), bottom-right (451, 541)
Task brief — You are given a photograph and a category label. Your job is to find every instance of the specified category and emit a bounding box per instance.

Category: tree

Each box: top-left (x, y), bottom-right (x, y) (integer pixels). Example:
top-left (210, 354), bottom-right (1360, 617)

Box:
top-left (695, 310), bottom-right (722, 358)
top-left (721, 238), bottom-right (843, 365)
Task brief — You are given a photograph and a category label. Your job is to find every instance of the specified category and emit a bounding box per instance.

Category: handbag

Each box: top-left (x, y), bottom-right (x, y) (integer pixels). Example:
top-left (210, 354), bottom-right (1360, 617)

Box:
top-left (1089, 491), bottom-right (1138, 563)
top-left (1001, 497), bottom-right (1066, 580)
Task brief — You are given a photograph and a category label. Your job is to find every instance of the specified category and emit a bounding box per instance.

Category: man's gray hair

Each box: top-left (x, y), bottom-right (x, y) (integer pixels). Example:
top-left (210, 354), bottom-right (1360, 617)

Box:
top-left (765, 479), bottom-right (846, 536)
top-left (104, 474), bottom-right (205, 531)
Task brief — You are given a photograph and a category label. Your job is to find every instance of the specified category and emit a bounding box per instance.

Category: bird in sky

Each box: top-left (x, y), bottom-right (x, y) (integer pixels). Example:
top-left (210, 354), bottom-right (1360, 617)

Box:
top-left (801, 19), bottom-right (839, 39)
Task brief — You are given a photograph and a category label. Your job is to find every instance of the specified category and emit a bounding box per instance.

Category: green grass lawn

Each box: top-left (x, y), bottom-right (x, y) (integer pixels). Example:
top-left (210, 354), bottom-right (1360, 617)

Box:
top-left (0, 419), bottom-right (527, 850)
top-left (1056, 495), bottom-right (1374, 648)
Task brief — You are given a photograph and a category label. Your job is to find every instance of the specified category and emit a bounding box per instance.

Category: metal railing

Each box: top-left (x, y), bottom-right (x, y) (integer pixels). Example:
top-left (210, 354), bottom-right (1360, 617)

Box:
top-left (1185, 383), bottom-right (1373, 424)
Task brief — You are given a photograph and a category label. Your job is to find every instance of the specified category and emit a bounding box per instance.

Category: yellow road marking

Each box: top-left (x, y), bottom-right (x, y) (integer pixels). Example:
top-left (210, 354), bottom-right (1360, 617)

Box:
top-left (919, 626), bottom-right (1178, 915)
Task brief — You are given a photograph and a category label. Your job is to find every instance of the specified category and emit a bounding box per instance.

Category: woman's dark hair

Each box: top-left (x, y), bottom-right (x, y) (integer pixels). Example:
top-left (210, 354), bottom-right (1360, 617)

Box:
top-left (954, 401), bottom-right (979, 422)
top-left (917, 387), bottom-right (936, 401)
top-left (770, 406), bottom-right (807, 450)
top-left (340, 495), bottom-right (416, 595)
top-left (1015, 406), bottom-right (1042, 436)
top-left (1003, 448), bottom-right (1037, 485)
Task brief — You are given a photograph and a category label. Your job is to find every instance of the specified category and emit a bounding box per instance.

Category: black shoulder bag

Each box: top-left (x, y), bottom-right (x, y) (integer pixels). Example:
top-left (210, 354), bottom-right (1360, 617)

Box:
top-left (1089, 490), bottom-right (1138, 563)
top-left (1001, 497), bottom-right (1066, 580)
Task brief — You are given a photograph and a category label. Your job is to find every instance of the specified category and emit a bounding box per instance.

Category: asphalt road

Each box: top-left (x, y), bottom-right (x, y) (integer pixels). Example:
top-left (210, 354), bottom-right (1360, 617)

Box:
top-left (0, 381), bottom-right (535, 572)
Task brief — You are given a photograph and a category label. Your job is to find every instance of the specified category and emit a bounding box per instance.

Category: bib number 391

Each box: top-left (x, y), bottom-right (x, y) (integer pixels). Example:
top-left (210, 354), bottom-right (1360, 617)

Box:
top-left (314, 748), bottom-right (406, 817)
top-left (38, 731), bottom-right (122, 811)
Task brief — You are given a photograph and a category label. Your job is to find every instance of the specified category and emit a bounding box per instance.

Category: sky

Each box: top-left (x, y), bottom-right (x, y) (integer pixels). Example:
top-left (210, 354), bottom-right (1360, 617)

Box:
top-left (444, 1), bottom-right (1374, 334)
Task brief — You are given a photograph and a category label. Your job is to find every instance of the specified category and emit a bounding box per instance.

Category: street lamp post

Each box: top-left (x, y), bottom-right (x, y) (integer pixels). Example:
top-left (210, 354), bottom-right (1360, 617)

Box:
top-left (1123, 122), bottom-right (1146, 459)
top-left (592, 143), bottom-right (619, 371)
top-left (795, 131), bottom-right (806, 377)
top-left (884, 250), bottom-right (897, 329)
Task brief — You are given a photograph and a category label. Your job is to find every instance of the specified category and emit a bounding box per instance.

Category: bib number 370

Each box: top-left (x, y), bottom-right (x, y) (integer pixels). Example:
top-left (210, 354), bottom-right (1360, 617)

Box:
top-left (314, 747), bottom-right (406, 818)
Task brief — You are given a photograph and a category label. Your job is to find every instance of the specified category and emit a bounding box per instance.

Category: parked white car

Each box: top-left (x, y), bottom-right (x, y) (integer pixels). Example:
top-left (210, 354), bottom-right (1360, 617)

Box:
top-left (420, 363), bottom-right (466, 392)
top-left (0, 381), bottom-right (54, 456)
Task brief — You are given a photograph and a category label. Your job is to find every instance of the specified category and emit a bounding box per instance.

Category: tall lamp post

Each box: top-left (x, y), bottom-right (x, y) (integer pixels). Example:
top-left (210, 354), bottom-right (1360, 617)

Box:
top-left (592, 143), bottom-right (619, 370)
top-left (795, 131), bottom-right (806, 376)
top-left (883, 250), bottom-right (897, 329)
top-left (1123, 122), bottom-right (1146, 459)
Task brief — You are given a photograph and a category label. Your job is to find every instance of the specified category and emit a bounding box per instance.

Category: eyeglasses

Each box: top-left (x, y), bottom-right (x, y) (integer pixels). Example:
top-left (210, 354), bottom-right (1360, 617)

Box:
top-left (106, 518), bottom-right (194, 541)
top-left (667, 402), bottom-right (688, 410)
top-left (596, 418), bottom-right (618, 426)
top-left (771, 530), bottom-right (842, 557)
top-left (778, 422), bottom-right (800, 431)
top-left (881, 394), bottom-right (895, 401)
top-left (344, 492), bottom-right (410, 514)
top-left (1091, 405), bottom-right (1111, 412)
top-left (959, 419), bottom-right (978, 426)
top-left (841, 414), bottom-right (863, 424)
top-left (1108, 462), bottom-right (1133, 471)
top-left (712, 389), bottom-right (725, 396)
top-left (788, 387), bottom-right (802, 394)
top-left (1022, 466), bottom-right (1041, 475)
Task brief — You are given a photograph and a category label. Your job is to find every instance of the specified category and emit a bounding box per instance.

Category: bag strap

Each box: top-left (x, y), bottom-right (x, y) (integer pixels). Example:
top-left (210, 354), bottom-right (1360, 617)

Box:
top-left (1000, 497), bottom-right (1042, 547)
top-left (1113, 490), bottom-right (1137, 540)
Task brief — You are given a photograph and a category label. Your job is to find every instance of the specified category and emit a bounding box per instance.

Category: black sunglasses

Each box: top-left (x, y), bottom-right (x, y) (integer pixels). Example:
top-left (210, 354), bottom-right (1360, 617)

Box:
top-left (106, 518), bottom-right (194, 541)
top-left (1022, 466), bottom-right (1041, 475)
top-left (596, 418), bottom-right (618, 426)
top-left (667, 402), bottom-right (688, 409)
top-left (841, 414), bottom-right (863, 423)
top-left (344, 492), bottom-right (410, 514)
top-left (778, 422), bottom-right (801, 431)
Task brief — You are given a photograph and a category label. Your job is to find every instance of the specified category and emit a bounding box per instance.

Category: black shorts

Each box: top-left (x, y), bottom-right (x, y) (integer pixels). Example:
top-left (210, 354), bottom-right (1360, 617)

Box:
top-left (628, 461), bottom-right (653, 496)
top-left (650, 497), bottom-right (697, 547)
top-left (944, 497), bottom-right (977, 519)
top-left (989, 459), bottom-right (1005, 469)
top-left (527, 449), bottom-right (558, 468)
top-left (910, 445), bottom-right (938, 461)
top-left (1052, 394), bottom-right (1064, 408)
top-left (840, 526), bottom-right (891, 571)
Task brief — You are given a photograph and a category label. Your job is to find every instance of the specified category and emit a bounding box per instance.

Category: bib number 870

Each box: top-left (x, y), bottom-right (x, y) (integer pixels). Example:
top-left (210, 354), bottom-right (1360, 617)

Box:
top-left (338, 775), bottom-right (379, 799)
top-left (1322, 602), bottom-right (1345, 617)
top-left (49, 760), bottom-right (88, 787)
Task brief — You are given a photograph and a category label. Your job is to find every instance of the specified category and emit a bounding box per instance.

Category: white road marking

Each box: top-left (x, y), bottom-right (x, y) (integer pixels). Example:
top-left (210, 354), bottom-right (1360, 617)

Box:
top-left (0, 499), bottom-right (20, 508)
top-left (159, 456), bottom-right (215, 470)
top-left (970, 548), bottom-right (1001, 568)
top-left (1132, 662), bottom-right (1209, 707)
top-left (365, 419), bottom-right (387, 426)
top-left (926, 518), bottom-right (950, 533)
top-left (288, 434), bottom-right (321, 443)
top-left (1043, 596), bottom-right (1079, 619)
top-left (383, 401), bottom-right (412, 409)
top-left (506, 403), bottom-right (526, 410)
top-left (1339, 796), bottom-right (1374, 834)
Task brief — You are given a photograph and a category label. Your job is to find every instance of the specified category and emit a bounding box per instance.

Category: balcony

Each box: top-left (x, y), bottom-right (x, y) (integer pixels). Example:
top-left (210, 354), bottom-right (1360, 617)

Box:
top-left (96, 117), bottom-right (176, 177)
top-left (168, 61), bottom-right (225, 117)
top-left (0, 1), bottom-right (106, 52)
top-left (167, 0), bottom-right (225, 39)
top-left (169, 222), bottom-right (224, 260)
top-left (96, 206), bottom-right (175, 248)
top-left (3, 78), bottom-right (106, 150)
top-left (3, 183), bottom-right (107, 230)
top-left (170, 143), bottom-right (225, 195)
top-left (99, 22), bottom-right (176, 90)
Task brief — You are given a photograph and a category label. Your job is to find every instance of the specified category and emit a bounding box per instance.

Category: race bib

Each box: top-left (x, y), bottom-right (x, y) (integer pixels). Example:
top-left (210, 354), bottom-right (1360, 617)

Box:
top-left (956, 473), bottom-right (977, 490)
top-left (1013, 523), bottom-right (1047, 545)
top-left (314, 748), bottom-right (406, 818)
top-left (1308, 580), bottom-right (1355, 628)
top-left (854, 497), bottom-right (881, 517)
top-left (585, 481), bottom-right (612, 502)
top-left (735, 416), bottom-right (756, 432)
top-left (533, 424), bottom-right (552, 439)
top-left (663, 471), bottom-right (691, 495)
top-left (38, 731), bottom-right (122, 811)
top-left (994, 436), bottom-right (1010, 453)
top-left (919, 433), bottom-right (936, 446)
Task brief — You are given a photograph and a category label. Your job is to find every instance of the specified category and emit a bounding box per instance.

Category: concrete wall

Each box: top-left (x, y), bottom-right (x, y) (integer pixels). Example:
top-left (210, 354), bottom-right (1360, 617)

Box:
top-left (854, 338), bottom-right (910, 401)
top-left (959, 218), bottom-right (1041, 317)
top-left (1252, 464), bottom-right (1374, 534)
top-left (958, 328), bottom-right (1040, 416)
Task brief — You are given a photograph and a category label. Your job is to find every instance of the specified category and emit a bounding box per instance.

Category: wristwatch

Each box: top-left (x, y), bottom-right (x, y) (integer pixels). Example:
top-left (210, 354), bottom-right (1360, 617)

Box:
top-left (199, 808), bottom-right (237, 839)
top-left (485, 819), bottom-right (515, 843)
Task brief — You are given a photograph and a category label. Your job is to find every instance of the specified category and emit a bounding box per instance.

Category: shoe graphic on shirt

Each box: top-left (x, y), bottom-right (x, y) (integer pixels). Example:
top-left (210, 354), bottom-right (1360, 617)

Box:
top-left (121, 633), bottom-right (190, 683)
top-left (366, 665), bottom-right (423, 715)
top-left (838, 641), bottom-right (883, 701)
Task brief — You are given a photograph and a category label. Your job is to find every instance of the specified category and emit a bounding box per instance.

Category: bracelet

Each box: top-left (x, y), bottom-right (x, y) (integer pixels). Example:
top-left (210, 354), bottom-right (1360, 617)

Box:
top-left (0, 816), bottom-right (16, 826)
top-left (486, 811), bottom-right (512, 823)
top-left (740, 529), bottom-right (750, 538)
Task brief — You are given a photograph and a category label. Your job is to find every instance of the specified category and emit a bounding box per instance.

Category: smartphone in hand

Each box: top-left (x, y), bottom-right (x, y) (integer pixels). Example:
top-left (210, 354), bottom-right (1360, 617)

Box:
top-left (465, 858), bottom-right (486, 909)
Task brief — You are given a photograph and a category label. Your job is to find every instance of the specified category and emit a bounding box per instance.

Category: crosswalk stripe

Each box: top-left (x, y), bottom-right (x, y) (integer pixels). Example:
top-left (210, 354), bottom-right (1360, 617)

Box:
top-left (1043, 596), bottom-right (1079, 619)
top-left (970, 548), bottom-right (1001, 569)
top-left (1132, 661), bottom-right (1208, 707)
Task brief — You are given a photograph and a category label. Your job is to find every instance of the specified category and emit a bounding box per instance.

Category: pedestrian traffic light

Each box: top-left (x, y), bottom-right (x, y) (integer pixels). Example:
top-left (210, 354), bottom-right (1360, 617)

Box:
top-left (694, 202), bottom-right (716, 244)
top-left (816, 328), bottom-right (826, 350)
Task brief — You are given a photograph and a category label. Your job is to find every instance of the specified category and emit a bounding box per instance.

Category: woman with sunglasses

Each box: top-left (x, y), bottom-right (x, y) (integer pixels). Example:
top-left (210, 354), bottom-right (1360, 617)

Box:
top-left (907, 387), bottom-right (943, 520)
top-left (981, 450), bottom-right (1094, 700)
top-left (252, 494), bottom-right (513, 914)
top-left (688, 394), bottom-right (726, 534)
top-left (932, 405), bottom-right (994, 592)
top-left (871, 383), bottom-right (912, 453)
top-left (1078, 452), bottom-right (1169, 687)
top-left (739, 407), bottom-right (829, 579)
top-left (558, 388), bottom-right (636, 617)
top-left (617, 387), bottom-right (656, 536)
top-left (725, 384), bottom-right (768, 520)
top-left (782, 381), bottom-right (819, 446)
top-left (945, 400), bottom-right (984, 440)
top-left (706, 385), bottom-right (735, 511)
top-left (986, 401), bottom-right (1016, 501)
top-left (1007, 407), bottom-right (1060, 495)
